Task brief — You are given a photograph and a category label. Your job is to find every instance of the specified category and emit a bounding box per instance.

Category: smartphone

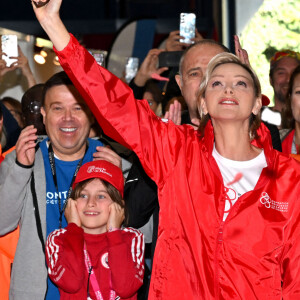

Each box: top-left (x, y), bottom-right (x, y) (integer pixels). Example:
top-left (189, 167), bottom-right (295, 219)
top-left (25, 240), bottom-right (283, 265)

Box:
top-left (179, 13), bottom-right (196, 44)
top-left (158, 51), bottom-right (183, 68)
top-left (1, 35), bottom-right (18, 67)
top-left (125, 57), bottom-right (139, 83)
top-left (93, 53), bottom-right (105, 67)
top-left (88, 50), bottom-right (105, 67)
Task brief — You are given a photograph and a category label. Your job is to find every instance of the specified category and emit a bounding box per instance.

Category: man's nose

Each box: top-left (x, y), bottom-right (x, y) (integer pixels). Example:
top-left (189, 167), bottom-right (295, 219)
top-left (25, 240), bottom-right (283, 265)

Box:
top-left (63, 108), bottom-right (73, 120)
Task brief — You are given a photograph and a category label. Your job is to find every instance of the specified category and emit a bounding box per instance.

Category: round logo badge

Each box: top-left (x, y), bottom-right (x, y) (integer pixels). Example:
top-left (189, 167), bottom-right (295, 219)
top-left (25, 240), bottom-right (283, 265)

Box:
top-left (101, 252), bottom-right (109, 269)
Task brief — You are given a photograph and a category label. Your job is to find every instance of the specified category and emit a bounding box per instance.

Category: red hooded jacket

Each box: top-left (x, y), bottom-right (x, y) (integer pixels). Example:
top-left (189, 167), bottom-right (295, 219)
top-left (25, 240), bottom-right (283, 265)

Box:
top-left (55, 34), bottom-right (300, 300)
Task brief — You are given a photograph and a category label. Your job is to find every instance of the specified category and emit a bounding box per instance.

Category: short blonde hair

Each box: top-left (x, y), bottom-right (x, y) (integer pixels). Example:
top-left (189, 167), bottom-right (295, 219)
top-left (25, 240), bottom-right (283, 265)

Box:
top-left (197, 53), bottom-right (262, 139)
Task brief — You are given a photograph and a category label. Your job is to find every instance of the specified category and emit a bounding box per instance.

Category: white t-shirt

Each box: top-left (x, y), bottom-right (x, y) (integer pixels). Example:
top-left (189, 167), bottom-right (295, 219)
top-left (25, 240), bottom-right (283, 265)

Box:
top-left (212, 145), bottom-right (267, 221)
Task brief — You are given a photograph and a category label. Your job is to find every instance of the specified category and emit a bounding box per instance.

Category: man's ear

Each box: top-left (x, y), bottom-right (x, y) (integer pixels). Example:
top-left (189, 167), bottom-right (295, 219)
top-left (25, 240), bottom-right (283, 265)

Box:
top-left (175, 74), bottom-right (182, 91)
top-left (0, 116), bottom-right (3, 133)
top-left (269, 75), bottom-right (273, 88)
top-left (201, 97), bottom-right (208, 115)
top-left (40, 107), bottom-right (46, 125)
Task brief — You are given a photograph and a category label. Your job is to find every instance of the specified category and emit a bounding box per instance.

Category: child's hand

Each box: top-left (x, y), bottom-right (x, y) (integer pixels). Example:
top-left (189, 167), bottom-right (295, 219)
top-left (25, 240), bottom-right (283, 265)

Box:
top-left (106, 202), bottom-right (125, 232)
top-left (64, 198), bottom-right (81, 227)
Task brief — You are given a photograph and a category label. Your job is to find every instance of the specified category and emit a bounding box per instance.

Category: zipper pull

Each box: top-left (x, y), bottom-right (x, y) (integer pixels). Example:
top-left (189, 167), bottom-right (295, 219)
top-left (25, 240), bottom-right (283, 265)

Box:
top-left (218, 223), bottom-right (224, 243)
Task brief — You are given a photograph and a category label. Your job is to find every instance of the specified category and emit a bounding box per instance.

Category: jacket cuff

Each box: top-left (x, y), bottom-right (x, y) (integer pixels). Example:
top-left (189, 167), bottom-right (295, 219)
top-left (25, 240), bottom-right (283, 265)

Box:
top-left (15, 159), bottom-right (34, 169)
top-left (53, 33), bottom-right (78, 57)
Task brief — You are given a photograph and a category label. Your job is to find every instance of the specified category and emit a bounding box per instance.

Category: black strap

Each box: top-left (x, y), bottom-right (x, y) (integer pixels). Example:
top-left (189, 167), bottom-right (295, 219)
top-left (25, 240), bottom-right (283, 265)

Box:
top-left (31, 171), bottom-right (45, 254)
top-left (48, 143), bottom-right (88, 228)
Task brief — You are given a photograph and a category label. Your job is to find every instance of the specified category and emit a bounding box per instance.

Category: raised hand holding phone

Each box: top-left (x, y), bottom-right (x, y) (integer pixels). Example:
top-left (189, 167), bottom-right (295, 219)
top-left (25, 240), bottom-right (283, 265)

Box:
top-left (1, 35), bottom-right (18, 67)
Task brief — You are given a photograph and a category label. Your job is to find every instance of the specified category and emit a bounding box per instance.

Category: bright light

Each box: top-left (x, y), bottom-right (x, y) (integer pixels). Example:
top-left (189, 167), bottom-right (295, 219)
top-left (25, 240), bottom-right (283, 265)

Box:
top-left (34, 54), bottom-right (46, 64)
top-left (35, 37), bottom-right (53, 48)
top-left (40, 49), bottom-right (48, 57)
top-left (53, 56), bottom-right (60, 66)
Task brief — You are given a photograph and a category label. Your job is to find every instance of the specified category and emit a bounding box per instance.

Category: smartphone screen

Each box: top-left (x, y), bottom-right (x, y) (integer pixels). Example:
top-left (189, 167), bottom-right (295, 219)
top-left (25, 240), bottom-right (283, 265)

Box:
top-left (179, 13), bottom-right (196, 44)
top-left (88, 50), bottom-right (105, 67)
top-left (125, 57), bottom-right (139, 83)
top-left (1, 35), bottom-right (18, 67)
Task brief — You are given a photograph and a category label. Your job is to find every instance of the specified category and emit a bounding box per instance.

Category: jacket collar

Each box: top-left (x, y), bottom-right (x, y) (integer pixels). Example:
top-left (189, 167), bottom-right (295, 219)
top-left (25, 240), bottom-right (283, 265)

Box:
top-left (202, 120), bottom-right (275, 169)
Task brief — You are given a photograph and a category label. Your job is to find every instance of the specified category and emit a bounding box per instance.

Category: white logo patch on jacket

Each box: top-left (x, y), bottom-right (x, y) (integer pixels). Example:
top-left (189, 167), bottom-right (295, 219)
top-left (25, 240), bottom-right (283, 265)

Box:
top-left (259, 192), bottom-right (288, 212)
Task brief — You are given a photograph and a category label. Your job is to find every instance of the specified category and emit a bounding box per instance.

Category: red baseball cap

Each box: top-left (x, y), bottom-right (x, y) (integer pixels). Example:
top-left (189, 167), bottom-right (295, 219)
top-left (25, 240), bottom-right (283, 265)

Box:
top-left (72, 160), bottom-right (124, 197)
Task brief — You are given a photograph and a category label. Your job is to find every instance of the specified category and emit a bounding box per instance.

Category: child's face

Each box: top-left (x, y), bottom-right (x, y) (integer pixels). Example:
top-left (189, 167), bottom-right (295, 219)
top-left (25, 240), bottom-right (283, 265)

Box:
top-left (76, 178), bottom-right (113, 234)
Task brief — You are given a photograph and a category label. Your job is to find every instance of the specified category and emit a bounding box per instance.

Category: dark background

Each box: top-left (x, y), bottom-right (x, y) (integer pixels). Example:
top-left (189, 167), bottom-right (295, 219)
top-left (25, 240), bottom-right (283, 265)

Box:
top-left (0, 0), bottom-right (223, 50)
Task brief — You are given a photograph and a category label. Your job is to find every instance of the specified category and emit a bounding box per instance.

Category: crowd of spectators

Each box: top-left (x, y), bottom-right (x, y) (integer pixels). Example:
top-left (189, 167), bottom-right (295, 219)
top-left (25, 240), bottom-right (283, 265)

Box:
top-left (0, 0), bottom-right (300, 299)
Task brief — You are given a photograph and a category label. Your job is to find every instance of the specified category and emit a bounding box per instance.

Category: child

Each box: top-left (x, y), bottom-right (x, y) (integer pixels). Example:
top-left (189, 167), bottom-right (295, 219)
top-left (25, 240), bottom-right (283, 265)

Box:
top-left (46, 160), bottom-right (144, 300)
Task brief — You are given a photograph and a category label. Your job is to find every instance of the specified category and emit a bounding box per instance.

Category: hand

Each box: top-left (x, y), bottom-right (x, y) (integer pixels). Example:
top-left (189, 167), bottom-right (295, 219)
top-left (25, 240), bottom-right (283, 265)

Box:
top-left (8, 47), bottom-right (37, 87)
top-left (190, 118), bottom-right (201, 130)
top-left (165, 30), bottom-right (189, 51)
top-left (10, 47), bottom-right (30, 74)
top-left (191, 29), bottom-right (203, 44)
top-left (134, 48), bottom-right (168, 87)
top-left (32, 0), bottom-right (70, 52)
top-left (32, 0), bottom-right (62, 25)
top-left (15, 125), bottom-right (37, 166)
top-left (234, 35), bottom-right (250, 66)
top-left (164, 100), bottom-right (182, 125)
top-left (0, 55), bottom-right (7, 74)
top-left (64, 198), bottom-right (81, 227)
top-left (93, 146), bottom-right (122, 169)
top-left (106, 202), bottom-right (125, 231)
top-left (0, 51), bottom-right (18, 77)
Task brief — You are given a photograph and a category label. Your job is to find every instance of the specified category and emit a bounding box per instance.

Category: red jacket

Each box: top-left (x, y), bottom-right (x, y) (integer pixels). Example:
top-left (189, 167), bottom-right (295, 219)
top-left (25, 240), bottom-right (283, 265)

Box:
top-left (56, 35), bottom-right (300, 299)
top-left (46, 223), bottom-right (144, 299)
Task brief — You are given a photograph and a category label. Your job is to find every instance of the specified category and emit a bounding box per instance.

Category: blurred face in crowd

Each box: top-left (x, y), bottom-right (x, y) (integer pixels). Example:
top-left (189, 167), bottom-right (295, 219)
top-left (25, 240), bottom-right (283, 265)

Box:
top-left (2, 100), bottom-right (24, 128)
top-left (291, 73), bottom-right (300, 124)
top-left (143, 91), bottom-right (158, 114)
top-left (270, 57), bottom-right (299, 104)
top-left (41, 84), bottom-right (94, 161)
top-left (176, 43), bottom-right (224, 118)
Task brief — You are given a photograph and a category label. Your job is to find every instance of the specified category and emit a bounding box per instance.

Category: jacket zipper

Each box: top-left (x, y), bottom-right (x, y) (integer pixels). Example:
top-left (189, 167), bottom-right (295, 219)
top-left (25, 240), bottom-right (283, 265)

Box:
top-left (214, 220), bottom-right (224, 299)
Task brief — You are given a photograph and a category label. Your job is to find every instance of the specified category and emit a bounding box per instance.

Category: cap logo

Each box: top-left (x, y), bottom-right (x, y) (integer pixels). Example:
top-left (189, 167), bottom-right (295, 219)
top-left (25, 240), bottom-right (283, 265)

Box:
top-left (87, 166), bottom-right (113, 177)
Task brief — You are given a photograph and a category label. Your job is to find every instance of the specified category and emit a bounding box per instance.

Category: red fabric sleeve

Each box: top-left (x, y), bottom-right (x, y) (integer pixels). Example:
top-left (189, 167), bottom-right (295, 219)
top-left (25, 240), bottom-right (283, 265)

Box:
top-left (45, 223), bottom-right (85, 293)
top-left (55, 34), bottom-right (194, 188)
top-left (107, 228), bottom-right (144, 298)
